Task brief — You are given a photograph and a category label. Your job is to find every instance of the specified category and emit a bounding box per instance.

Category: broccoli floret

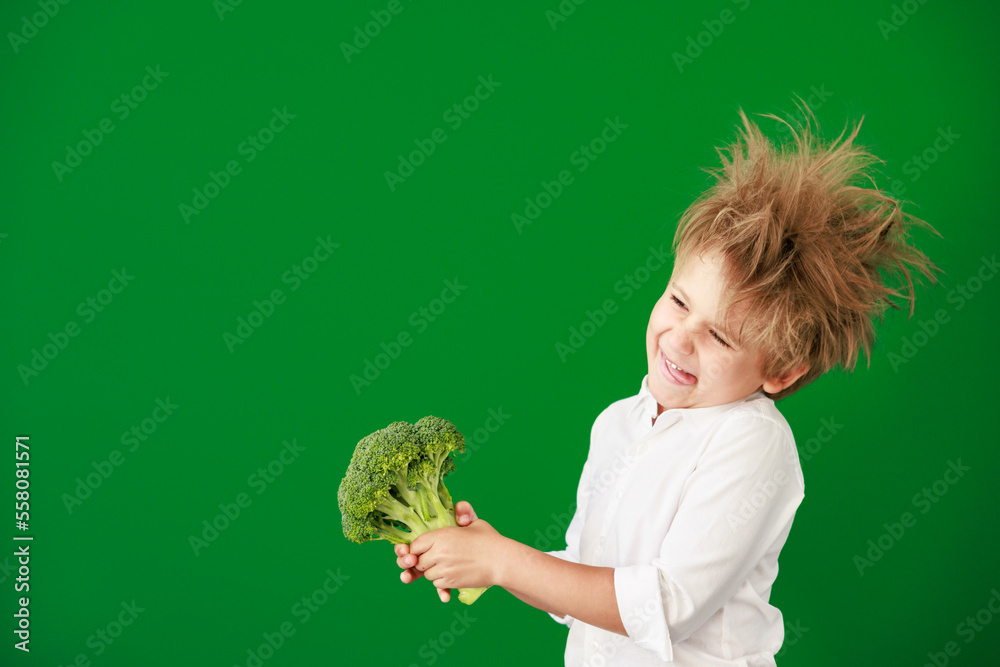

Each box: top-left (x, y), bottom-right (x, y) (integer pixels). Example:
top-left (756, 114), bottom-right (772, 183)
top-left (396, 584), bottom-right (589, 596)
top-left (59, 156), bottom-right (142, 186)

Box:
top-left (338, 416), bottom-right (489, 605)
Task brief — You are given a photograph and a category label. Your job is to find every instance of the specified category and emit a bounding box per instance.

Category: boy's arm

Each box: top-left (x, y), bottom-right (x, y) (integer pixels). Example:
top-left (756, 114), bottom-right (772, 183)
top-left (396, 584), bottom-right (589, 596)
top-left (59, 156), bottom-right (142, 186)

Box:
top-left (496, 537), bottom-right (626, 636)
top-left (397, 503), bottom-right (619, 631)
top-left (396, 502), bottom-right (558, 611)
top-left (402, 506), bottom-right (628, 636)
top-left (397, 541), bottom-right (565, 617)
top-left (504, 585), bottom-right (564, 618)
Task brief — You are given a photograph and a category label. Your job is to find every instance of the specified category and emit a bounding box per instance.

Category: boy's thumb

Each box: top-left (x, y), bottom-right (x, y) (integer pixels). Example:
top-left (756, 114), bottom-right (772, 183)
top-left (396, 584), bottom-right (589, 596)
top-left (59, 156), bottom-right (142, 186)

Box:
top-left (456, 500), bottom-right (477, 523)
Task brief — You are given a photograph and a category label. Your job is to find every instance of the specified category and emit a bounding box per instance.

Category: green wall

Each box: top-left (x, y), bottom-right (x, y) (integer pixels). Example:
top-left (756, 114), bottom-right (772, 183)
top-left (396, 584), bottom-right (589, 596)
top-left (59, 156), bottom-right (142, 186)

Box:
top-left (3, 1), bottom-right (998, 665)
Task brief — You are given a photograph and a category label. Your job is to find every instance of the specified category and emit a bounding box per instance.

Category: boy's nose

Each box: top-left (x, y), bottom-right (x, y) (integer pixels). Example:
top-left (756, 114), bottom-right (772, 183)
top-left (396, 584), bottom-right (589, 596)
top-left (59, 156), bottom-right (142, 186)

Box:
top-left (667, 324), bottom-right (695, 354)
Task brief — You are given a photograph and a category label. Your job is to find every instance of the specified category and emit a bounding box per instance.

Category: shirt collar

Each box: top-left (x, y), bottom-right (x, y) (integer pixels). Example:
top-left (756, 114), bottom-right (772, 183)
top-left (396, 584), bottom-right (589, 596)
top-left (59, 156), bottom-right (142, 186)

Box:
top-left (632, 374), bottom-right (767, 436)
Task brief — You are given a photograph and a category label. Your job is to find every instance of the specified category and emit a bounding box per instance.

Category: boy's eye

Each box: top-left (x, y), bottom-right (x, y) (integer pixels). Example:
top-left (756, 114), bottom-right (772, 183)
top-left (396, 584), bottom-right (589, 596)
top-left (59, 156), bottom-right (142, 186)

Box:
top-left (710, 330), bottom-right (730, 348)
top-left (670, 294), bottom-right (731, 348)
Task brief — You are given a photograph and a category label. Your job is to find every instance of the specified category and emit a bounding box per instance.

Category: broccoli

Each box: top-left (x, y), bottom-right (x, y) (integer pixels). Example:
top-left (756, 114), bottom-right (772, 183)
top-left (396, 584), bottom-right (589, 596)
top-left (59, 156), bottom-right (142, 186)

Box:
top-left (338, 415), bottom-right (489, 605)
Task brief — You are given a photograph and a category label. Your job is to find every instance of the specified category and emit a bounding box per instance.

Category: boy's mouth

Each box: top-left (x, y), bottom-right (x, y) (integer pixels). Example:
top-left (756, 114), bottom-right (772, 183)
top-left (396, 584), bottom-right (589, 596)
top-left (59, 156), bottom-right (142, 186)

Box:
top-left (659, 349), bottom-right (697, 385)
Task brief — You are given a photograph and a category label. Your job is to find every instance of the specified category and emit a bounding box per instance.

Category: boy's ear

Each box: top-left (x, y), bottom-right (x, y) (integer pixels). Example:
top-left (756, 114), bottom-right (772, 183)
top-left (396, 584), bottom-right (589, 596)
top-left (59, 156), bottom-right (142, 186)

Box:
top-left (762, 363), bottom-right (809, 394)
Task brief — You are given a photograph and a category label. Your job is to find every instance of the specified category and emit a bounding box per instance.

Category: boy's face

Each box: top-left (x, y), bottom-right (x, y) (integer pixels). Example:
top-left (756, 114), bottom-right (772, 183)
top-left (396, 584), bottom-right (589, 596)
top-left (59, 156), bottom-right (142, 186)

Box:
top-left (646, 250), bottom-right (773, 412)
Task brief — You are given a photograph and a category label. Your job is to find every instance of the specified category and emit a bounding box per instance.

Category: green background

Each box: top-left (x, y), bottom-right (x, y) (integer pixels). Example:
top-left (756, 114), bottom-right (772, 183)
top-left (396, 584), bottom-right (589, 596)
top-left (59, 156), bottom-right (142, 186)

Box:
top-left (3, 0), bottom-right (999, 665)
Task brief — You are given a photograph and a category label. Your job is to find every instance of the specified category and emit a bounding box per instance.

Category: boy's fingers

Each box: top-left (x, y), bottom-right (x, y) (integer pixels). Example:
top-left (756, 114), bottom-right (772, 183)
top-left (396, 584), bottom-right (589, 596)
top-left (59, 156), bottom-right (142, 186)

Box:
top-left (400, 568), bottom-right (424, 584)
top-left (438, 588), bottom-right (451, 603)
top-left (409, 537), bottom-right (430, 556)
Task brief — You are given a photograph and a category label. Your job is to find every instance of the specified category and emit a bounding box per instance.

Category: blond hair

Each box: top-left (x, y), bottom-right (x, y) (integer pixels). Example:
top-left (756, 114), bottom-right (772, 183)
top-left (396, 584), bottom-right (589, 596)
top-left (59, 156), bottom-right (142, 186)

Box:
top-left (673, 100), bottom-right (943, 400)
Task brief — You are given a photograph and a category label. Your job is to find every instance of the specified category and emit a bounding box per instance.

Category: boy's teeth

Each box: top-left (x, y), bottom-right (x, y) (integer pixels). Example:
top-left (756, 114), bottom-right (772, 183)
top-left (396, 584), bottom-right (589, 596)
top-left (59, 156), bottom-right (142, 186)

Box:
top-left (667, 358), bottom-right (696, 379)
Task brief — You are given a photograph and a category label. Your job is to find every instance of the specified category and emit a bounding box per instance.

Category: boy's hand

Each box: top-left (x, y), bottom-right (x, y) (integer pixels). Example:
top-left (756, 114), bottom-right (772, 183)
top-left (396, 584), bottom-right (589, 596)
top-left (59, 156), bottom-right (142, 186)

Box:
top-left (395, 500), bottom-right (478, 603)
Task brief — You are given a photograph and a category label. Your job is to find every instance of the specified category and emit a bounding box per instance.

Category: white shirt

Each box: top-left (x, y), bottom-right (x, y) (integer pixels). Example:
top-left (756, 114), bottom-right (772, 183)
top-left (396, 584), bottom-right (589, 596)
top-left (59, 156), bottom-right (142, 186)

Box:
top-left (546, 375), bottom-right (805, 666)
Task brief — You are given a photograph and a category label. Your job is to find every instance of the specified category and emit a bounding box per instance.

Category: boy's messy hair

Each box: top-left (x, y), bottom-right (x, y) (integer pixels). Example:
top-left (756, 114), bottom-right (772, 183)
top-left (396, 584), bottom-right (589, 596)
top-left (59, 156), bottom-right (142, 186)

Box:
top-left (673, 99), bottom-right (942, 401)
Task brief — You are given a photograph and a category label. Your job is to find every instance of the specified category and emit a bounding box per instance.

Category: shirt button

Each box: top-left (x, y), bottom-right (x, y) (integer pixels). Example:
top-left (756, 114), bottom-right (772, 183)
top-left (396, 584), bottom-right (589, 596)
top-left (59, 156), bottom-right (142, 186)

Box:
top-left (615, 489), bottom-right (624, 498)
top-left (598, 537), bottom-right (606, 548)
top-left (591, 640), bottom-right (600, 651)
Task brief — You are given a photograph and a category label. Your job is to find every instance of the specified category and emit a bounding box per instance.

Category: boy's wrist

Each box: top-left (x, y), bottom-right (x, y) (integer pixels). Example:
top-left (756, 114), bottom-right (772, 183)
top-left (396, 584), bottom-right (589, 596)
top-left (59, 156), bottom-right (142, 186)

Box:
top-left (492, 535), bottom-right (522, 589)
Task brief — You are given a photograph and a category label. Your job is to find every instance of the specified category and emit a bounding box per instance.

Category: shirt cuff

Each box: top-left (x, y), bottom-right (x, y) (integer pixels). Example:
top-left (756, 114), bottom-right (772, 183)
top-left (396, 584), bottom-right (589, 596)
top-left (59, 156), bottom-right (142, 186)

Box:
top-left (614, 565), bottom-right (672, 662)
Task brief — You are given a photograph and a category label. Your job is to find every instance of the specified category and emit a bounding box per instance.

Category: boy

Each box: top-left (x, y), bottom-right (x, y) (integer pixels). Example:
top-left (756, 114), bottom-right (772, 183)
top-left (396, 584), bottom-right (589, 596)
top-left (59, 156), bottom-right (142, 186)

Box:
top-left (394, 103), bottom-right (940, 665)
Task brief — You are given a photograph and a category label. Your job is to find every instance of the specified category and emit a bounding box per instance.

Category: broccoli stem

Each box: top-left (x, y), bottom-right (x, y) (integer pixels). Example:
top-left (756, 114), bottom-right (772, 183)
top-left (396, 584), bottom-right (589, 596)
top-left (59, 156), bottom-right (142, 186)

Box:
top-left (376, 490), bottom-right (431, 535)
top-left (406, 469), bottom-right (451, 522)
top-left (410, 486), bottom-right (434, 523)
top-left (392, 469), bottom-right (421, 508)
top-left (372, 519), bottom-right (412, 545)
top-left (369, 459), bottom-right (490, 605)
top-left (404, 488), bottom-right (491, 606)
top-left (458, 586), bottom-right (489, 605)
top-left (437, 478), bottom-right (454, 511)
top-left (376, 488), bottom-right (489, 604)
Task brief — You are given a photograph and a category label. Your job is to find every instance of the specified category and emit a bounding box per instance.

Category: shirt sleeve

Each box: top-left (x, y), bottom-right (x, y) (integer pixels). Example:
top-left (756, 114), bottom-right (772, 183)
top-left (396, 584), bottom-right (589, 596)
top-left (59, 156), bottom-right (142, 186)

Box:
top-left (544, 414), bottom-right (603, 626)
top-left (613, 413), bottom-right (805, 661)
